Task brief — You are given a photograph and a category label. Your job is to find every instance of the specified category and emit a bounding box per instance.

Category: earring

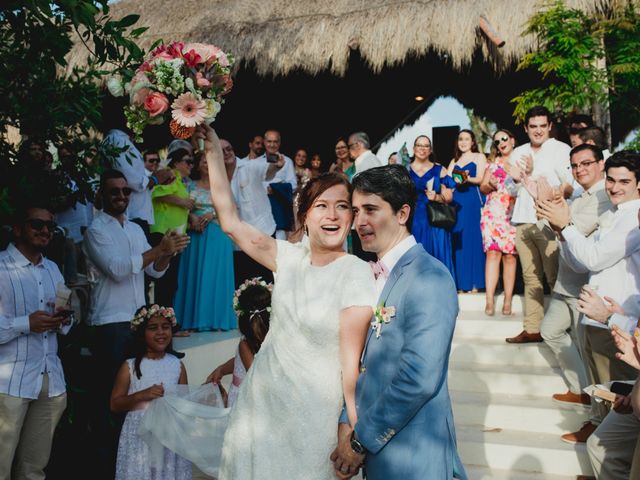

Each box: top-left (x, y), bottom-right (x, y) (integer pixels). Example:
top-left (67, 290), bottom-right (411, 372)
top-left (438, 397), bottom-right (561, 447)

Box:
top-left (304, 224), bottom-right (309, 236)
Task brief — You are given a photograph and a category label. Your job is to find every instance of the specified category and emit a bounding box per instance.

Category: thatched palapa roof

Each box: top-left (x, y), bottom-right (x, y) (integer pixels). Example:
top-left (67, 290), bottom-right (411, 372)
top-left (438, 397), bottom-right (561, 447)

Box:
top-left (71, 0), bottom-right (611, 76)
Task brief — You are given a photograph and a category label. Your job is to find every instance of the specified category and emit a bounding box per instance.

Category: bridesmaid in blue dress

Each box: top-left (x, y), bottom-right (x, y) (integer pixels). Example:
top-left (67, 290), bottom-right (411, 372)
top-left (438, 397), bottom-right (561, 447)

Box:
top-left (448, 129), bottom-right (487, 292)
top-left (409, 135), bottom-right (456, 276)
top-left (174, 153), bottom-right (236, 331)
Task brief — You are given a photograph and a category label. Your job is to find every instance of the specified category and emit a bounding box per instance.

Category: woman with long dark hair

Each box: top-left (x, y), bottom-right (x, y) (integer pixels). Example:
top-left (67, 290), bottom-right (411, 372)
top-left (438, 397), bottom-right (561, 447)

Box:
top-left (448, 129), bottom-right (487, 292)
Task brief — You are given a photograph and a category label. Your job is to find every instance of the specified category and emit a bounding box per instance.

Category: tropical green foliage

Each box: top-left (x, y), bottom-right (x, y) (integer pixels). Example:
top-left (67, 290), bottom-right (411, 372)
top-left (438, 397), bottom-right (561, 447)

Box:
top-left (512, 0), bottom-right (640, 145)
top-left (0, 1), bottom-right (147, 218)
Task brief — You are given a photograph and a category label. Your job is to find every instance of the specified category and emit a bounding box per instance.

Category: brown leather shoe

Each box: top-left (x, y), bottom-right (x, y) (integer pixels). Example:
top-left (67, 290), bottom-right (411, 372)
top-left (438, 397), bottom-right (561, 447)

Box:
top-left (505, 330), bottom-right (544, 343)
top-left (553, 390), bottom-right (591, 406)
top-left (562, 421), bottom-right (597, 444)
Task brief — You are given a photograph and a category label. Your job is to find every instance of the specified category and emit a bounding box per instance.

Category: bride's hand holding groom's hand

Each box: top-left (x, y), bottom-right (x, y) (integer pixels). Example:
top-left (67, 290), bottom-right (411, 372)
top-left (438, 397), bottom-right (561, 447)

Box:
top-left (330, 424), bottom-right (363, 479)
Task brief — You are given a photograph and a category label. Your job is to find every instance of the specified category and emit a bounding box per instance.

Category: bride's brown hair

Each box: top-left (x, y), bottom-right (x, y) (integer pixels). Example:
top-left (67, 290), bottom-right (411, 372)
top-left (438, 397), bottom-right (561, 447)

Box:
top-left (295, 172), bottom-right (352, 236)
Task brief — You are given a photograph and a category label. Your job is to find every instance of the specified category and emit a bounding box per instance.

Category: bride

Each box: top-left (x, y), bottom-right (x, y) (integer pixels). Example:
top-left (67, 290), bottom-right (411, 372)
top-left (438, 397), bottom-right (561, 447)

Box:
top-left (198, 125), bottom-right (377, 479)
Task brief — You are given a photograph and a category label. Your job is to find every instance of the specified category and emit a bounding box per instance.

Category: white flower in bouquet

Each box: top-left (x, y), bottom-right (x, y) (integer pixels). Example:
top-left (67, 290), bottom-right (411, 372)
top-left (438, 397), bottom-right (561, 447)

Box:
top-left (107, 75), bottom-right (125, 97)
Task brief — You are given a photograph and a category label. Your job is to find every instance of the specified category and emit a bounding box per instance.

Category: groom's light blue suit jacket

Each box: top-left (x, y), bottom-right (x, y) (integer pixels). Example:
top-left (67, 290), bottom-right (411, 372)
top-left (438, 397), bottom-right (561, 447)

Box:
top-left (343, 244), bottom-right (467, 479)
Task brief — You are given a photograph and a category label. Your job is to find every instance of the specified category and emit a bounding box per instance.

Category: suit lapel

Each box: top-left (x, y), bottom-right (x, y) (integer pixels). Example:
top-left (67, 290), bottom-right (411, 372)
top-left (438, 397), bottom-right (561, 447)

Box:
top-left (361, 244), bottom-right (422, 362)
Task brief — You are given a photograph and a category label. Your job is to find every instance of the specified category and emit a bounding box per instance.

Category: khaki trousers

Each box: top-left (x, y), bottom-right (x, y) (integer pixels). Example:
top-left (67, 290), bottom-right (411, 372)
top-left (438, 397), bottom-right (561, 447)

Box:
top-left (584, 325), bottom-right (639, 425)
top-left (515, 223), bottom-right (559, 333)
top-left (0, 374), bottom-right (67, 480)
top-left (587, 410), bottom-right (640, 480)
top-left (540, 293), bottom-right (589, 394)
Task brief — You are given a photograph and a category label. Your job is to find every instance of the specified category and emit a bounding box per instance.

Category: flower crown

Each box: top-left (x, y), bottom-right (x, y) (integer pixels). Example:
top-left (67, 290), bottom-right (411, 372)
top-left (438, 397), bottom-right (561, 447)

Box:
top-left (131, 304), bottom-right (177, 331)
top-left (233, 277), bottom-right (273, 319)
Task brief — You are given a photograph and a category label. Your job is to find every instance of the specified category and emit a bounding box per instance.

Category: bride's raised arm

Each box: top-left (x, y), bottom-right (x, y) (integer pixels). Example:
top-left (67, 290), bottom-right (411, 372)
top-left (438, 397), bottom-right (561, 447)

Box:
top-left (198, 125), bottom-right (278, 272)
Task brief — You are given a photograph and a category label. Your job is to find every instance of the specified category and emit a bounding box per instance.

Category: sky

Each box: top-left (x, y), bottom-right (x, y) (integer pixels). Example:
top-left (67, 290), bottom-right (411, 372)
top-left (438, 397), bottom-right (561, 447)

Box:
top-left (376, 96), bottom-right (471, 162)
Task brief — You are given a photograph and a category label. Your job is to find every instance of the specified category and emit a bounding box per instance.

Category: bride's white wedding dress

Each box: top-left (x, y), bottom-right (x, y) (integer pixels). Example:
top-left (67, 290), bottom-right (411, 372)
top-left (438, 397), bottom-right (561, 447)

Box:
top-left (218, 239), bottom-right (376, 479)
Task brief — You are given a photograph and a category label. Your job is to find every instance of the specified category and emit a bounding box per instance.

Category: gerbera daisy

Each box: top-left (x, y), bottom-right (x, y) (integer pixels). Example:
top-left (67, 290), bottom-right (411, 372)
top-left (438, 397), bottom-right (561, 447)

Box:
top-left (171, 92), bottom-right (207, 128)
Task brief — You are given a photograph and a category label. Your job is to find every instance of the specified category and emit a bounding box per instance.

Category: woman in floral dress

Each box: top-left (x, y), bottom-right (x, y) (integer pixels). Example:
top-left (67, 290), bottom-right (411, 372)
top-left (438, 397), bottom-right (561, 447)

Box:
top-left (479, 129), bottom-right (518, 316)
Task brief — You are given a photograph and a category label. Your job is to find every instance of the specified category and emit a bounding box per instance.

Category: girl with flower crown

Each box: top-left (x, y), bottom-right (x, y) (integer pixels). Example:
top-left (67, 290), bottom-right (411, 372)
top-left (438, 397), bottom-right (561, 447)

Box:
top-left (110, 305), bottom-right (191, 480)
top-left (206, 277), bottom-right (272, 407)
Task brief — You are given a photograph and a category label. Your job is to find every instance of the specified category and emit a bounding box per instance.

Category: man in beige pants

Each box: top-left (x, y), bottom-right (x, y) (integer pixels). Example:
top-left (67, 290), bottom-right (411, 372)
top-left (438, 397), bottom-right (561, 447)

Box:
top-left (506, 106), bottom-right (573, 344)
top-left (0, 204), bottom-right (72, 479)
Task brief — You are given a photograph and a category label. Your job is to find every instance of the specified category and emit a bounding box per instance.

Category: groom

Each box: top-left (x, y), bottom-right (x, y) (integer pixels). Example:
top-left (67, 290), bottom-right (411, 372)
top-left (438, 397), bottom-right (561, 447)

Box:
top-left (331, 165), bottom-right (467, 479)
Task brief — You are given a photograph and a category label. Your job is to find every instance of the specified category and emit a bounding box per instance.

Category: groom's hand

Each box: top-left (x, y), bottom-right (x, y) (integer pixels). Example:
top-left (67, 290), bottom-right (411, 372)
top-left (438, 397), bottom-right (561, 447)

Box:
top-left (330, 423), bottom-right (364, 479)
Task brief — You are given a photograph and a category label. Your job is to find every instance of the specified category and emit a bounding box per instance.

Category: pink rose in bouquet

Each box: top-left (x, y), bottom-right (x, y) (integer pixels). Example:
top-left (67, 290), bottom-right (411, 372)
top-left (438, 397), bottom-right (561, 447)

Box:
top-left (144, 92), bottom-right (170, 117)
top-left (112, 40), bottom-right (234, 142)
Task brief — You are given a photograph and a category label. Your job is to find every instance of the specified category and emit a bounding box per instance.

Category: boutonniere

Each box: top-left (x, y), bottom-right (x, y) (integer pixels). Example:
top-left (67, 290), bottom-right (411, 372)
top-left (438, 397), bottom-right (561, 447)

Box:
top-left (371, 304), bottom-right (396, 338)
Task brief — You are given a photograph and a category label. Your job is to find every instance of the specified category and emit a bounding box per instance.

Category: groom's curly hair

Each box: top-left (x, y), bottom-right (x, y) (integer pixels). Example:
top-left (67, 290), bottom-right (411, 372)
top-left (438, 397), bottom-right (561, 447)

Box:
top-left (352, 164), bottom-right (417, 232)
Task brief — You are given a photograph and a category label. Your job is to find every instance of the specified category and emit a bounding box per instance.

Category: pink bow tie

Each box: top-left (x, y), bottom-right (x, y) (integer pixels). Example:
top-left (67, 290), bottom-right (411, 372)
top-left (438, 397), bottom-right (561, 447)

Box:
top-left (369, 260), bottom-right (389, 280)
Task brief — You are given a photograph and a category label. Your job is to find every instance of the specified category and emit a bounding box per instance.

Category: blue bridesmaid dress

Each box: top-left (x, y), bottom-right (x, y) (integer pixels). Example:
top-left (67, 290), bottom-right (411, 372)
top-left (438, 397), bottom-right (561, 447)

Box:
top-left (409, 164), bottom-right (455, 277)
top-left (451, 162), bottom-right (486, 291)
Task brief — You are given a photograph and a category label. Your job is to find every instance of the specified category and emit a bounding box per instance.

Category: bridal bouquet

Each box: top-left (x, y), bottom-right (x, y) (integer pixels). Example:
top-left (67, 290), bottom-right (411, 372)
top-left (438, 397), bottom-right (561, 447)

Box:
top-left (108, 41), bottom-right (234, 142)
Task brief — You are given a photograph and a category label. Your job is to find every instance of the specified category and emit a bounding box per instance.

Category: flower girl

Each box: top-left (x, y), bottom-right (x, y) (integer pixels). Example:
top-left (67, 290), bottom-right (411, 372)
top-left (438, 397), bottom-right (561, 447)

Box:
top-left (206, 277), bottom-right (272, 407)
top-left (110, 305), bottom-right (191, 480)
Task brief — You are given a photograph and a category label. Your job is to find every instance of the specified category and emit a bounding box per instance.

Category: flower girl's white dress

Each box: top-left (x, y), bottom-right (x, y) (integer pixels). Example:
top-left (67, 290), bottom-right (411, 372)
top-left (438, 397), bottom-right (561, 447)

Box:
top-left (115, 354), bottom-right (192, 480)
top-left (218, 239), bottom-right (376, 479)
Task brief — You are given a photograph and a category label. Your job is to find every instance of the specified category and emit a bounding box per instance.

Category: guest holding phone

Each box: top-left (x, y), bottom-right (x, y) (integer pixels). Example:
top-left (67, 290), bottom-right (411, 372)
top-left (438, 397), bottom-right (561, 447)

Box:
top-left (0, 203), bottom-right (74, 480)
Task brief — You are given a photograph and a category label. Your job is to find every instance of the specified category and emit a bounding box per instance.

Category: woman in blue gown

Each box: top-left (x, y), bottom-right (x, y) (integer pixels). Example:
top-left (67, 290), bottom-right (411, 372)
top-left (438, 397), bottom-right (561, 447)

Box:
top-left (409, 135), bottom-right (456, 276)
top-left (174, 153), bottom-right (236, 331)
top-left (448, 129), bottom-right (487, 292)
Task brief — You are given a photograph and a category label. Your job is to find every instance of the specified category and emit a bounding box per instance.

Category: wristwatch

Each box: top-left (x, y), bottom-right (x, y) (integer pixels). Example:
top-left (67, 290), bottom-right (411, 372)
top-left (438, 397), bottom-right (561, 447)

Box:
top-left (350, 430), bottom-right (366, 455)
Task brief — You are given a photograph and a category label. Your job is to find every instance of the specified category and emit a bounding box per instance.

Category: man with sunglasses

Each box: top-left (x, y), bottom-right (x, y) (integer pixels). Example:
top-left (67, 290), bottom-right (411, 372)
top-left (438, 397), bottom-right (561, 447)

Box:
top-left (143, 150), bottom-right (161, 174)
top-left (82, 169), bottom-right (190, 477)
top-left (0, 203), bottom-right (73, 479)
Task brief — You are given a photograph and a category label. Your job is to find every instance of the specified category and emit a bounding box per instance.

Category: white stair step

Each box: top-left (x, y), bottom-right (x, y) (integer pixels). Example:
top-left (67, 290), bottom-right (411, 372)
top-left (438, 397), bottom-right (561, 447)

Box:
top-left (449, 362), bottom-right (568, 396)
top-left (451, 337), bottom-right (559, 368)
top-left (455, 313), bottom-right (530, 340)
top-left (465, 465), bottom-right (577, 480)
top-left (458, 293), bottom-right (525, 313)
top-left (452, 390), bottom-right (589, 436)
top-left (456, 425), bottom-right (593, 476)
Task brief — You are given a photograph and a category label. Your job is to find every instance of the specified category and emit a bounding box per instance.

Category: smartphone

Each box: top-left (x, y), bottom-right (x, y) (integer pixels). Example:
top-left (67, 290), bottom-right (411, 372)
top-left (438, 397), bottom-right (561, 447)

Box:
top-left (610, 382), bottom-right (634, 396)
top-left (54, 309), bottom-right (75, 319)
top-left (266, 152), bottom-right (279, 163)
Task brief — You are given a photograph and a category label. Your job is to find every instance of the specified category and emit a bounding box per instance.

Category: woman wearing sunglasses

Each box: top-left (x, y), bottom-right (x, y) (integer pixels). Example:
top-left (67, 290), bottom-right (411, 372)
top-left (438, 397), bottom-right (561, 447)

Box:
top-left (149, 148), bottom-right (196, 317)
top-left (479, 129), bottom-right (518, 316)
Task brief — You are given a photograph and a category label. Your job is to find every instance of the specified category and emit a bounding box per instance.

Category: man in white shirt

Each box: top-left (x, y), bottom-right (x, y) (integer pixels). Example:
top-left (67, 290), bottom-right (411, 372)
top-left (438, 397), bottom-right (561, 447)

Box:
top-left (538, 145), bottom-right (613, 411)
top-left (506, 106), bottom-right (573, 344)
top-left (348, 131), bottom-right (382, 175)
top-left (83, 169), bottom-right (189, 476)
top-left (242, 134), bottom-right (264, 160)
top-left (537, 151), bottom-right (640, 458)
top-left (0, 204), bottom-right (73, 479)
top-left (103, 130), bottom-right (173, 233)
top-left (255, 129), bottom-right (297, 240)
top-left (220, 139), bottom-right (282, 285)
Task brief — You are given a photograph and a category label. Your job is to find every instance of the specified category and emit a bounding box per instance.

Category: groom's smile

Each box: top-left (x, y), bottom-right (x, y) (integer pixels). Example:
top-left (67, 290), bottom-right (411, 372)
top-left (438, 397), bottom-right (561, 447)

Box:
top-left (353, 191), bottom-right (408, 258)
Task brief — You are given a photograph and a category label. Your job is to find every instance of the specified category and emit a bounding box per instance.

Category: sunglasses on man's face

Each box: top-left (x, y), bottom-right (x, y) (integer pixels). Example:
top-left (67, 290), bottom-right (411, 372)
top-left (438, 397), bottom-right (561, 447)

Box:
top-left (25, 218), bottom-right (57, 232)
top-left (147, 157), bottom-right (160, 164)
top-left (493, 136), bottom-right (510, 147)
top-left (108, 187), bottom-right (132, 197)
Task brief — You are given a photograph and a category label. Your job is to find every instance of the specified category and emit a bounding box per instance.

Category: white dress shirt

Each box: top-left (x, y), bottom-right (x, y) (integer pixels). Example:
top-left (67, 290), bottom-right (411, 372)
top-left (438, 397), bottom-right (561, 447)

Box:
top-left (354, 150), bottom-right (382, 175)
top-left (510, 138), bottom-right (572, 224)
top-left (104, 129), bottom-right (154, 224)
top-left (256, 154), bottom-right (297, 192)
top-left (230, 158), bottom-right (277, 237)
top-left (560, 198), bottom-right (640, 332)
top-left (375, 235), bottom-right (417, 298)
top-left (0, 244), bottom-right (71, 399)
top-left (83, 211), bottom-right (166, 326)
top-left (56, 180), bottom-right (94, 243)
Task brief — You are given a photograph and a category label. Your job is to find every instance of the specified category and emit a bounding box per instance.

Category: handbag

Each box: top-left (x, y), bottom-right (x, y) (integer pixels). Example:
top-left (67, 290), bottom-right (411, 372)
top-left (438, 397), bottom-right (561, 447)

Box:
top-left (426, 165), bottom-right (457, 230)
top-left (427, 201), bottom-right (457, 230)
